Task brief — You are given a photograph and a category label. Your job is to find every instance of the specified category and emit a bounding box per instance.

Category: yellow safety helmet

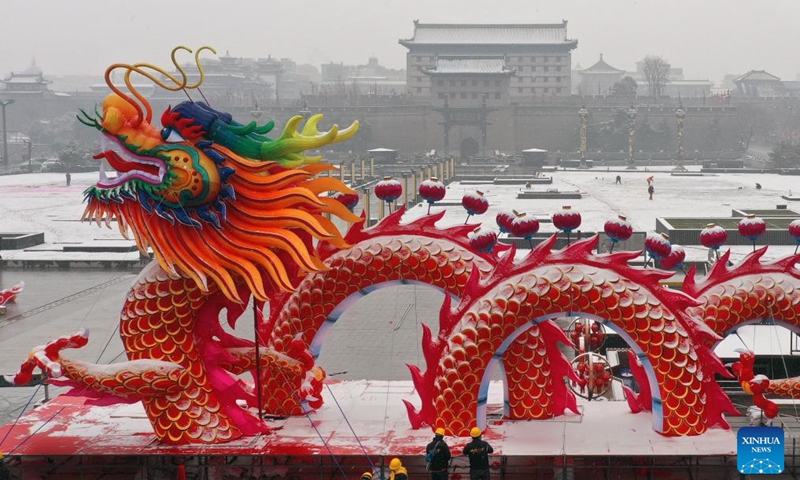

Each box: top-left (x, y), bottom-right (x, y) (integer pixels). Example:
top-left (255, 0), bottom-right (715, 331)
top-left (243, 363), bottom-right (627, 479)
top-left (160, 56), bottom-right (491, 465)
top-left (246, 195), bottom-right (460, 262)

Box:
top-left (361, 473), bottom-right (373, 480)
top-left (390, 458), bottom-right (403, 470)
top-left (435, 427), bottom-right (445, 436)
top-left (470, 427), bottom-right (482, 438)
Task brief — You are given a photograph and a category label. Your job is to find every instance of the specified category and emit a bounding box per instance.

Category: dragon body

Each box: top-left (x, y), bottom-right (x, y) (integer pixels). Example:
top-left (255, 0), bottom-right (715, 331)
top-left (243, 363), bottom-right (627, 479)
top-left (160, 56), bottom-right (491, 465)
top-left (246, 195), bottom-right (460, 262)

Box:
top-left (404, 236), bottom-right (735, 436)
top-left (683, 248), bottom-right (800, 402)
top-left (262, 209), bottom-right (578, 423)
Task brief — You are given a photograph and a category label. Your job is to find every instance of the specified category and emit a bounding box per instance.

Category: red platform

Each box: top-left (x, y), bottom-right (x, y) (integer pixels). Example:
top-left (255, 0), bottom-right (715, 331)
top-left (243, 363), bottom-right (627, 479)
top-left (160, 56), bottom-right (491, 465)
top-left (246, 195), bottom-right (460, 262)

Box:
top-left (0, 380), bottom-right (736, 458)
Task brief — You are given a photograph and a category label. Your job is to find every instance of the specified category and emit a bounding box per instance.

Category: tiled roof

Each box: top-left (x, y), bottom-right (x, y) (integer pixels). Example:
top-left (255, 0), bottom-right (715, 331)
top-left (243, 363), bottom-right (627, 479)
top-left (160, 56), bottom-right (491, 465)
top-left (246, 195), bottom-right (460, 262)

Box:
top-left (1, 73), bottom-right (50, 84)
top-left (734, 70), bottom-right (781, 83)
top-left (400, 22), bottom-right (576, 46)
top-left (424, 58), bottom-right (513, 75)
top-left (580, 54), bottom-right (624, 74)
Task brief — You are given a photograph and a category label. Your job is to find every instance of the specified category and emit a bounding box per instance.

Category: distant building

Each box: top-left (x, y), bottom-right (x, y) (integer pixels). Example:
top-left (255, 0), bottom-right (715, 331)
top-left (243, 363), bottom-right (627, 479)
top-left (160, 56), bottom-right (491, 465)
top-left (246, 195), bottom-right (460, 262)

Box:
top-left (575, 54), bottom-right (624, 96)
top-left (317, 57), bottom-right (406, 97)
top-left (733, 70), bottom-right (785, 98)
top-left (399, 21), bottom-right (578, 102)
top-left (320, 58), bottom-right (405, 82)
top-left (784, 81), bottom-right (800, 98)
top-left (422, 57), bottom-right (515, 106)
top-left (0, 58), bottom-right (51, 96)
top-left (626, 62), bottom-right (713, 98)
top-left (152, 51), bottom-right (309, 104)
top-left (662, 80), bottom-right (714, 98)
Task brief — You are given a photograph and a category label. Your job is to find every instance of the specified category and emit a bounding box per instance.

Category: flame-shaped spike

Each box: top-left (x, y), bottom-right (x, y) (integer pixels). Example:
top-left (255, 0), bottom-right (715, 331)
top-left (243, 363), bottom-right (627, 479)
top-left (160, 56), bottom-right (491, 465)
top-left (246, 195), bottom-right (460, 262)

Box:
top-left (684, 244), bottom-right (800, 297)
top-left (154, 203), bottom-right (175, 224)
top-left (407, 363), bottom-right (426, 397)
top-left (402, 399), bottom-right (425, 430)
top-left (138, 191), bottom-right (154, 214)
top-left (196, 205), bottom-right (222, 229)
top-left (436, 293), bottom-right (454, 338)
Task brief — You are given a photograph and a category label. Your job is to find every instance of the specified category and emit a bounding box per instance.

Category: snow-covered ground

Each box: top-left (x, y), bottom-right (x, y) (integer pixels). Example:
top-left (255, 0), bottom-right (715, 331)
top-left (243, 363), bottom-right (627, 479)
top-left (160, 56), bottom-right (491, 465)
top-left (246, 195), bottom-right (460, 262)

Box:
top-left (1, 166), bottom-right (796, 255)
top-left (402, 166), bottom-right (800, 264)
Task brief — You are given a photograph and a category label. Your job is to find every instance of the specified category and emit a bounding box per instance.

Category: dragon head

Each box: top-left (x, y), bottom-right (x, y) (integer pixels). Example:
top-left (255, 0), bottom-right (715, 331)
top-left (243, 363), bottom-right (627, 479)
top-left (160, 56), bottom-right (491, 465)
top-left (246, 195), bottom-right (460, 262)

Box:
top-left (86, 94), bottom-right (226, 213)
top-left (80, 59), bottom-right (361, 302)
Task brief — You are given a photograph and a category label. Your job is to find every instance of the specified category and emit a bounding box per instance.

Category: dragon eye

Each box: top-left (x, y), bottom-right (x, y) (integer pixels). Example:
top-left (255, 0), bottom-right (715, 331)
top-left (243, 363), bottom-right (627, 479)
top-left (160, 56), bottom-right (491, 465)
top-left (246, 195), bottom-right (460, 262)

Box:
top-left (160, 128), bottom-right (186, 143)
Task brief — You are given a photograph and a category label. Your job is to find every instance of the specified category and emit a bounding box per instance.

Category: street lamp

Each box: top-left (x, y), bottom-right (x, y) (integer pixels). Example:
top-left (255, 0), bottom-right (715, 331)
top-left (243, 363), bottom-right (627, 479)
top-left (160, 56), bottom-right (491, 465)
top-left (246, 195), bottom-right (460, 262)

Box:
top-left (23, 137), bottom-right (32, 173)
top-left (626, 105), bottom-right (637, 170)
top-left (578, 106), bottom-right (588, 169)
top-left (0, 99), bottom-right (15, 170)
top-left (675, 105), bottom-right (687, 171)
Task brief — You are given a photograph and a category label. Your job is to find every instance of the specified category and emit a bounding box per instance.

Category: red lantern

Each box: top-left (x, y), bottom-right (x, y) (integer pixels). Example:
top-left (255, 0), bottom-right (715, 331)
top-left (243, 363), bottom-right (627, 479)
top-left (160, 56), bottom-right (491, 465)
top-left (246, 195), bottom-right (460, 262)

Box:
top-left (375, 176), bottom-right (402, 207)
top-left (790, 219), bottom-right (800, 254)
top-left (738, 214), bottom-right (766, 251)
top-left (510, 218), bottom-right (539, 239)
top-left (496, 211), bottom-right (515, 234)
top-left (510, 212), bottom-right (540, 242)
top-left (790, 219), bottom-right (800, 242)
top-left (469, 227), bottom-right (498, 253)
top-left (552, 206), bottom-right (582, 233)
top-left (604, 215), bottom-right (633, 252)
top-left (700, 223), bottom-right (727, 250)
top-left (419, 177), bottom-right (446, 214)
top-left (644, 232), bottom-right (672, 260)
top-left (329, 191), bottom-right (359, 212)
top-left (660, 244), bottom-right (685, 270)
top-left (462, 190), bottom-right (489, 217)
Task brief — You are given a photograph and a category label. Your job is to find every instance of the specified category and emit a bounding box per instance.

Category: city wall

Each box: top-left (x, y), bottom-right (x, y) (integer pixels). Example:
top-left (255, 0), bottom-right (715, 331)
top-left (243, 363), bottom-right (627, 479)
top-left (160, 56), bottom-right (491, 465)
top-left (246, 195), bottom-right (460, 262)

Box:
top-left (0, 95), bottom-right (745, 160)
top-left (225, 103), bottom-right (741, 157)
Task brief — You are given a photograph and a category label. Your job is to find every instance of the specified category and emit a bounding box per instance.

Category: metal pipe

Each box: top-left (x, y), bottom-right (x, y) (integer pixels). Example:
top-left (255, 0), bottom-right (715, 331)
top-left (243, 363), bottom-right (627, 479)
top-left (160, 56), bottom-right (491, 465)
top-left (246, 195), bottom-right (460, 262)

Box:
top-left (403, 174), bottom-right (409, 208)
top-left (363, 188), bottom-right (371, 226)
top-left (411, 169), bottom-right (417, 204)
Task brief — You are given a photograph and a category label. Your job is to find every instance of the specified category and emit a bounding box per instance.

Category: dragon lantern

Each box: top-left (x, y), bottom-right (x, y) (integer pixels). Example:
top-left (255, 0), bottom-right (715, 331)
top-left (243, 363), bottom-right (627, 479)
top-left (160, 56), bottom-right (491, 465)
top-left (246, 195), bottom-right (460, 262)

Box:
top-left (16, 48), bottom-right (800, 447)
top-left (13, 47), bottom-right (360, 444)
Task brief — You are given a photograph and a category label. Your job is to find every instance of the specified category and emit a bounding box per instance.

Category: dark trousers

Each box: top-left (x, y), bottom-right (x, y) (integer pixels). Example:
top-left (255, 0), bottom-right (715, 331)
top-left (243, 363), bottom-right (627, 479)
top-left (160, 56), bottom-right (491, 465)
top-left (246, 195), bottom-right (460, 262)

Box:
top-left (470, 469), bottom-right (490, 480)
top-left (431, 470), bottom-right (449, 480)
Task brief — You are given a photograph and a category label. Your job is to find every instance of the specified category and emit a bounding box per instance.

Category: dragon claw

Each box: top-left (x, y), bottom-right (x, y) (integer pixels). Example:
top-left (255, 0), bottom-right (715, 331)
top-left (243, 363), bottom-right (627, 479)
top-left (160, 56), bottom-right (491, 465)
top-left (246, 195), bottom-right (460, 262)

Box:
top-left (13, 330), bottom-right (90, 385)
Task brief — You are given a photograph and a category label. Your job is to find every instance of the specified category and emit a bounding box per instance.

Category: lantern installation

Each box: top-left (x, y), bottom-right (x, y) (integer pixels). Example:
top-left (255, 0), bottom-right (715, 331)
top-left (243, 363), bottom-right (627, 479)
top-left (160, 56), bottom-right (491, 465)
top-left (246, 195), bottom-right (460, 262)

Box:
top-left (496, 211), bottom-right (516, 234)
top-left (738, 214), bottom-right (766, 251)
top-left (329, 191), bottom-right (359, 212)
top-left (510, 212), bottom-right (540, 249)
top-left (700, 223), bottom-right (727, 262)
top-left (374, 176), bottom-right (402, 214)
top-left (552, 206), bottom-right (582, 245)
top-left (469, 227), bottom-right (498, 254)
top-left (419, 177), bottom-right (446, 215)
top-left (603, 215), bottom-right (633, 253)
top-left (461, 190), bottom-right (489, 224)
top-left (790, 219), bottom-right (800, 254)
top-left (644, 232), bottom-right (671, 268)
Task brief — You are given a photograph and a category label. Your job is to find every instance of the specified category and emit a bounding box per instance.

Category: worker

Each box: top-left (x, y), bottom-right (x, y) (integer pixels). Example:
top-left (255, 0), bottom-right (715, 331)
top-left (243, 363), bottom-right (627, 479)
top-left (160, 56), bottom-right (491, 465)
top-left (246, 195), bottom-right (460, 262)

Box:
top-left (389, 457), bottom-right (408, 480)
top-left (463, 427), bottom-right (494, 480)
top-left (426, 427), bottom-right (452, 479)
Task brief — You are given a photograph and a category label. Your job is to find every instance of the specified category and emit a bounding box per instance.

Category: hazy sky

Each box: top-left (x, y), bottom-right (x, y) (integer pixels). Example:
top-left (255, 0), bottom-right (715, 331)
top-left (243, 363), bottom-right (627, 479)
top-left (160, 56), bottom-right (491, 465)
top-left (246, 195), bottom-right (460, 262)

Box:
top-left (1, 0), bottom-right (798, 83)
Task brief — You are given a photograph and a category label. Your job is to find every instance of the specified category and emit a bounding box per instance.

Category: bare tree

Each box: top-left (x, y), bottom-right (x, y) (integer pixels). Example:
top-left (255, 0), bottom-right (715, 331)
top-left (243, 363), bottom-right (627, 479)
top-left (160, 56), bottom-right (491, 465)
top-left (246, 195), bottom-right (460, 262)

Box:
top-left (642, 55), bottom-right (671, 98)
